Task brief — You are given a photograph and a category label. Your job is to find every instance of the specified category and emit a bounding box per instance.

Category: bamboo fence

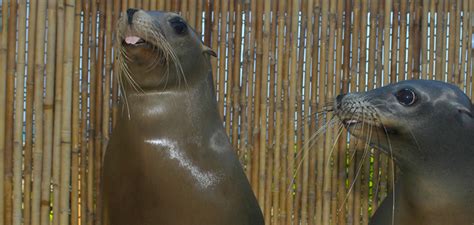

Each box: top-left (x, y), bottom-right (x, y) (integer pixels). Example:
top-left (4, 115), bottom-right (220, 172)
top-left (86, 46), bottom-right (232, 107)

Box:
top-left (0, 0), bottom-right (473, 225)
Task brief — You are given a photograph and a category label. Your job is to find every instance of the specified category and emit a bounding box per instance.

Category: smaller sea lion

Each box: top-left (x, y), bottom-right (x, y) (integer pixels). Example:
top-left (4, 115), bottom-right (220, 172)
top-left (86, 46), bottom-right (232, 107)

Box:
top-left (334, 80), bottom-right (474, 225)
top-left (102, 9), bottom-right (264, 225)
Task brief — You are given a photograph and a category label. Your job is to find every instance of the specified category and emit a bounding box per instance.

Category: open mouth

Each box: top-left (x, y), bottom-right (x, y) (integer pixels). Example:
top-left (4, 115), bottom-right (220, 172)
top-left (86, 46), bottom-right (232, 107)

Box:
top-left (122, 35), bottom-right (149, 47)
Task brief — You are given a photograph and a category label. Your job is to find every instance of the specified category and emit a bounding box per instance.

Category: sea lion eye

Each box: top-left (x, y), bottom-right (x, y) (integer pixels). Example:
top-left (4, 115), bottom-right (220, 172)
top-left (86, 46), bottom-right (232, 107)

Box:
top-left (169, 17), bottom-right (187, 35)
top-left (395, 88), bottom-right (417, 106)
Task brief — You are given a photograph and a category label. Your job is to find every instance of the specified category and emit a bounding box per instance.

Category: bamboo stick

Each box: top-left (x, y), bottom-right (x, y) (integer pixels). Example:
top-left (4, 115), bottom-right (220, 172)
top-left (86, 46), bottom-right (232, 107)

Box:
top-left (230, 0), bottom-right (242, 161)
top-left (239, 0), bottom-right (251, 177)
top-left (4, 0), bottom-right (18, 223)
top-left (59, 1), bottom-right (76, 224)
top-left (189, 0), bottom-right (197, 29)
top-left (436, 0), bottom-right (446, 81)
top-left (468, 0), bottom-right (473, 99)
top-left (70, 1), bottom-right (83, 224)
top-left (31, 0), bottom-right (48, 224)
top-left (383, 0), bottom-right (392, 85)
top-left (273, 1), bottom-right (286, 224)
top-left (421, 0), bottom-right (429, 79)
top-left (461, 0), bottom-right (470, 89)
top-left (407, 0), bottom-right (415, 79)
top-left (316, 1), bottom-right (330, 225)
top-left (376, 0), bottom-right (385, 87)
top-left (294, 1), bottom-right (307, 221)
top-left (429, 0), bottom-right (437, 79)
top-left (368, 0), bottom-right (378, 89)
top-left (0, 1), bottom-right (8, 224)
top-left (246, 0), bottom-right (258, 180)
top-left (210, 0), bottom-right (219, 96)
top-left (204, 0), bottom-right (212, 46)
top-left (52, 0), bottom-right (65, 224)
top-left (41, 0), bottom-right (58, 224)
top-left (333, 1), bottom-right (345, 223)
top-left (358, 0), bottom-right (370, 224)
top-left (399, 0), bottom-right (407, 80)
top-left (12, 1), bottom-right (27, 224)
top-left (24, 0), bottom-right (38, 220)
top-left (300, 0), bottom-right (314, 223)
top-left (265, 3), bottom-right (278, 224)
top-left (325, 0), bottom-right (337, 222)
top-left (440, 0), bottom-right (450, 81)
top-left (391, 1), bottom-right (400, 83)
top-left (286, 0), bottom-right (300, 224)
top-left (217, 0), bottom-right (228, 121)
top-left (87, 1), bottom-right (98, 224)
top-left (80, 1), bottom-right (91, 224)
top-left (112, 0), bottom-right (122, 128)
top-left (251, 0), bottom-right (263, 196)
top-left (95, 1), bottom-right (107, 224)
top-left (450, 0), bottom-right (461, 85)
top-left (226, 0), bottom-right (235, 145)
top-left (339, 0), bottom-right (352, 224)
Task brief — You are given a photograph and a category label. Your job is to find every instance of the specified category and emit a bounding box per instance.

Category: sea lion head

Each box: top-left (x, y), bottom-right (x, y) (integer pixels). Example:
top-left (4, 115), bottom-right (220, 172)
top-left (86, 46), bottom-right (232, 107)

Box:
top-left (335, 80), bottom-right (474, 169)
top-left (115, 9), bottom-right (216, 92)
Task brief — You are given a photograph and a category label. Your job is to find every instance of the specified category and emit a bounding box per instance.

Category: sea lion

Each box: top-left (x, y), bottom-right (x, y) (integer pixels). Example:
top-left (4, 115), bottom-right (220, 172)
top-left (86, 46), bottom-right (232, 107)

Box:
top-left (334, 80), bottom-right (474, 225)
top-left (102, 9), bottom-right (264, 225)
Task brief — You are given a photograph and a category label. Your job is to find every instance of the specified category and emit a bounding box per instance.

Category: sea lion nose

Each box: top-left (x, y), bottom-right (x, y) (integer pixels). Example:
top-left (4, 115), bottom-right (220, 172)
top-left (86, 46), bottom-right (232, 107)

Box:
top-left (127, 8), bottom-right (139, 24)
top-left (336, 94), bottom-right (346, 109)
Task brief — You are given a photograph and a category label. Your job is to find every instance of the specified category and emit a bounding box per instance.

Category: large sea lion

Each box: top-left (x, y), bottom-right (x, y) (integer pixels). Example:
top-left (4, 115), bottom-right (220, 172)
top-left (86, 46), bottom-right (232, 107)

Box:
top-left (102, 9), bottom-right (264, 225)
top-left (334, 80), bottom-right (474, 225)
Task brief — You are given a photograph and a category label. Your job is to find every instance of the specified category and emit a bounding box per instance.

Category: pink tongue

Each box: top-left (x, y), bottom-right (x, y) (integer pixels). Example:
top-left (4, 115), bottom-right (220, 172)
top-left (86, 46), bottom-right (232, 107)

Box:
top-left (125, 36), bottom-right (141, 44)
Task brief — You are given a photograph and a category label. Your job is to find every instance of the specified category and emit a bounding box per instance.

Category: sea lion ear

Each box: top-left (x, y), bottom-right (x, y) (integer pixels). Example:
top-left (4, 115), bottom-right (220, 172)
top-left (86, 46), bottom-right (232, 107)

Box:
top-left (202, 45), bottom-right (217, 57)
top-left (456, 103), bottom-right (473, 118)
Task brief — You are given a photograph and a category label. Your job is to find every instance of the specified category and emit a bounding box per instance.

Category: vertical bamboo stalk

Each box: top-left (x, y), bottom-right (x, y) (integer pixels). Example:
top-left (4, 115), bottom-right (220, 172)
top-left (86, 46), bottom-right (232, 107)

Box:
top-left (391, 1), bottom-right (400, 83)
top-left (359, 0), bottom-right (368, 91)
top-left (251, 0), bottom-right (263, 196)
top-left (294, 1), bottom-right (306, 221)
top-left (31, 0), bottom-right (48, 224)
top-left (217, 0), bottom-right (228, 121)
top-left (468, 0), bottom-right (473, 98)
top-left (239, 0), bottom-right (251, 177)
top-left (421, 0), bottom-right (429, 79)
top-left (461, 0), bottom-right (470, 88)
top-left (407, 0), bottom-right (415, 79)
top-left (4, 0), bottom-right (18, 223)
top-left (429, 0), bottom-right (438, 79)
top-left (436, 0), bottom-right (446, 80)
top-left (231, 0), bottom-right (242, 159)
top-left (189, 0), bottom-right (197, 28)
top-left (80, 1), bottom-right (91, 224)
top-left (325, 0), bottom-right (336, 223)
top-left (376, 0), bottom-right (385, 87)
top-left (398, 0), bottom-right (408, 80)
top-left (95, 1), bottom-right (107, 224)
top-left (265, 3), bottom-right (278, 224)
top-left (41, 0), bottom-right (57, 224)
top-left (0, 1), bottom-right (8, 224)
top-left (279, 0), bottom-right (291, 222)
top-left (273, 1), bottom-right (286, 224)
top-left (246, 0), bottom-right (257, 180)
top-left (12, 0), bottom-right (27, 224)
top-left (317, 0), bottom-right (331, 224)
top-left (225, 0), bottom-right (235, 143)
top-left (383, 0), bottom-right (392, 85)
top-left (449, 0), bottom-right (460, 84)
top-left (112, 0), bottom-right (122, 128)
top-left (210, 0), bottom-right (219, 91)
top-left (52, 0), bottom-right (65, 224)
top-left (70, 1), bottom-right (82, 224)
top-left (300, 0), bottom-right (314, 223)
top-left (196, 1), bottom-right (203, 35)
top-left (338, 1), bottom-right (352, 222)
top-left (286, 1), bottom-right (300, 224)
top-left (258, 0), bottom-right (271, 216)
top-left (87, 1), bottom-right (99, 224)
top-left (368, 0), bottom-right (378, 89)
top-left (333, 1), bottom-right (345, 224)
top-left (24, 0), bottom-right (38, 220)
top-left (59, 0), bottom-right (76, 224)
top-left (440, 0), bottom-right (449, 81)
